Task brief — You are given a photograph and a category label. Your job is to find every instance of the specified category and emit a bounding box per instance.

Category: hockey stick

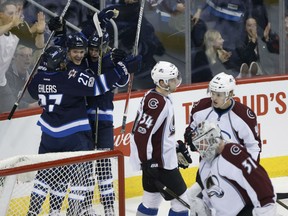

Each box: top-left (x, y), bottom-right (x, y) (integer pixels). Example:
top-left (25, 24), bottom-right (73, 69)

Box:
top-left (277, 200), bottom-right (288, 210)
top-left (7, 0), bottom-right (73, 120)
top-left (121, 0), bottom-right (145, 134)
top-left (154, 180), bottom-right (191, 209)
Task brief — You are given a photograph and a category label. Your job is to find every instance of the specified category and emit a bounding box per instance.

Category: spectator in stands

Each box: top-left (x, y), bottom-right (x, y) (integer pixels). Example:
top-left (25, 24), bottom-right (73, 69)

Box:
top-left (236, 17), bottom-right (279, 76)
top-left (191, 29), bottom-right (241, 83)
top-left (0, 1), bottom-right (45, 114)
top-left (6, 44), bottom-right (38, 110)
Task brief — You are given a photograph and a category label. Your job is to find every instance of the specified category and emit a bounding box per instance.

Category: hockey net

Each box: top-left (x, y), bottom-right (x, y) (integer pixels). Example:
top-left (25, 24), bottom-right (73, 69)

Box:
top-left (0, 150), bottom-right (125, 216)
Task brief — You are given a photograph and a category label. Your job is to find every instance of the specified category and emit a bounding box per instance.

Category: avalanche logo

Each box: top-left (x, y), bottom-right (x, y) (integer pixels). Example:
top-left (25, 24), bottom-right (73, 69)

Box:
top-left (148, 98), bottom-right (159, 109)
top-left (205, 175), bottom-right (224, 198)
top-left (230, 145), bottom-right (241, 156)
top-left (247, 108), bottom-right (255, 119)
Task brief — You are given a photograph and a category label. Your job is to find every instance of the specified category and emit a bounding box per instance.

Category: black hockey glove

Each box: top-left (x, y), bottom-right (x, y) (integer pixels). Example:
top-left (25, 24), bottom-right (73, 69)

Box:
top-left (48, 16), bottom-right (66, 34)
top-left (111, 48), bottom-right (127, 65)
top-left (124, 55), bottom-right (142, 74)
top-left (98, 9), bottom-right (119, 29)
top-left (176, 140), bottom-right (192, 169)
top-left (141, 159), bottom-right (159, 179)
top-left (184, 127), bottom-right (197, 151)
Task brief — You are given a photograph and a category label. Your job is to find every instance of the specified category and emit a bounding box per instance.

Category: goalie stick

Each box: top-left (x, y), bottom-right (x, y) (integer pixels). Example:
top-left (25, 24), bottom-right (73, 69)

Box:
top-left (121, 0), bottom-right (145, 134)
top-left (7, 0), bottom-right (73, 120)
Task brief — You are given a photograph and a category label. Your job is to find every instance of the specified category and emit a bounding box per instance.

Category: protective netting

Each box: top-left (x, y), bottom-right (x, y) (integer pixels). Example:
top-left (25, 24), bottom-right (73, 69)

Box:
top-left (0, 150), bottom-right (124, 216)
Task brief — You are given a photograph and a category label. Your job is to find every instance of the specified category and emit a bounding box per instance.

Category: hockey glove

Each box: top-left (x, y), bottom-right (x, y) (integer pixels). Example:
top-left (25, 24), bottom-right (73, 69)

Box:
top-left (111, 48), bottom-right (127, 65)
top-left (98, 9), bottom-right (119, 29)
top-left (124, 55), bottom-right (142, 74)
top-left (176, 140), bottom-right (192, 169)
top-left (141, 159), bottom-right (159, 179)
top-left (184, 127), bottom-right (197, 151)
top-left (190, 197), bottom-right (212, 216)
top-left (48, 16), bottom-right (65, 31)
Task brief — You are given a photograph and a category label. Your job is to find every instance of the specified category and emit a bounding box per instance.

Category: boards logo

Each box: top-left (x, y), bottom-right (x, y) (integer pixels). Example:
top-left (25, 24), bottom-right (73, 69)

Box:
top-left (113, 121), bottom-right (134, 156)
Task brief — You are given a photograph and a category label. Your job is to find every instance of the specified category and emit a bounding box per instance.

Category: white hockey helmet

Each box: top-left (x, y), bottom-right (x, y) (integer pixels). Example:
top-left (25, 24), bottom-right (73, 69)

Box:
top-left (192, 120), bottom-right (222, 162)
top-left (151, 61), bottom-right (182, 87)
top-left (208, 72), bottom-right (236, 97)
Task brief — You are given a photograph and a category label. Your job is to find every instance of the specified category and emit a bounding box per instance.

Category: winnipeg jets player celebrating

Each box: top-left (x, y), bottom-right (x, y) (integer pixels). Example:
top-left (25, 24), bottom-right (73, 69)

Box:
top-left (185, 72), bottom-right (261, 161)
top-left (130, 61), bottom-right (192, 216)
top-left (189, 120), bottom-right (276, 216)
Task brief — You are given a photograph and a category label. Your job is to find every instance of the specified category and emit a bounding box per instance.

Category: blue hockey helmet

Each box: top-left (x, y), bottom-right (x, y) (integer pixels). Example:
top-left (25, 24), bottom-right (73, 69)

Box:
top-left (88, 32), bottom-right (109, 49)
top-left (66, 33), bottom-right (88, 50)
top-left (42, 46), bottom-right (66, 71)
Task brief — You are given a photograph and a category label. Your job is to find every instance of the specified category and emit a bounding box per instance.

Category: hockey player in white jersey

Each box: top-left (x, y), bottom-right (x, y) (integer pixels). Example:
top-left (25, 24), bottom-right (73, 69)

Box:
top-left (185, 72), bottom-right (261, 161)
top-left (189, 120), bottom-right (277, 216)
top-left (130, 61), bottom-right (192, 216)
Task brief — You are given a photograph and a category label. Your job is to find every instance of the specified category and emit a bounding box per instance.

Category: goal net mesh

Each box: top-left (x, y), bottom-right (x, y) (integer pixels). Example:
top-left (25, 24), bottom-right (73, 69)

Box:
top-left (0, 150), bottom-right (125, 216)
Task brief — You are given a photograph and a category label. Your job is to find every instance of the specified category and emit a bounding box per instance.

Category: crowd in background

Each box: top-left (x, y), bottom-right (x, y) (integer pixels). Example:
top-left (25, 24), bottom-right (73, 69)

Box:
top-left (0, 0), bottom-right (287, 114)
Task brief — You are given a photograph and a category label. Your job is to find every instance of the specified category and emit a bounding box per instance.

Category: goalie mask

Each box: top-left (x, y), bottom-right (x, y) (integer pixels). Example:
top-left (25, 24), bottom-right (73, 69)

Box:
top-left (192, 121), bottom-right (222, 162)
top-left (41, 46), bottom-right (66, 71)
top-left (151, 61), bottom-right (182, 91)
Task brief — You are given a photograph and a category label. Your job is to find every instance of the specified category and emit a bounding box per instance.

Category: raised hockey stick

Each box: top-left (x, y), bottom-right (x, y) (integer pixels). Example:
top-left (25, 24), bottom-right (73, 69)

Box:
top-left (120, 0), bottom-right (145, 134)
top-left (154, 180), bottom-right (191, 209)
top-left (7, 0), bottom-right (73, 120)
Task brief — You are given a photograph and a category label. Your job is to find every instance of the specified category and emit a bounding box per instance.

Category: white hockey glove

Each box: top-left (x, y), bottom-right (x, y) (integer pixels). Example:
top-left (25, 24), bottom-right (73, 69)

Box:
top-left (252, 203), bottom-right (277, 216)
top-left (176, 140), bottom-right (192, 169)
top-left (190, 197), bottom-right (211, 216)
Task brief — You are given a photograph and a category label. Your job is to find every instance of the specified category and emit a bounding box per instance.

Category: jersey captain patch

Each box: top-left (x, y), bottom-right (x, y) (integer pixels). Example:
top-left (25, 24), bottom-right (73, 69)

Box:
top-left (68, 69), bottom-right (78, 79)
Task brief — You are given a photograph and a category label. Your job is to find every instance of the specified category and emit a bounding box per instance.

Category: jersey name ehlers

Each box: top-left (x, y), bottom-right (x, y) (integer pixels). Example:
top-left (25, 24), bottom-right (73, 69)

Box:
top-left (38, 84), bottom-right (57, 93)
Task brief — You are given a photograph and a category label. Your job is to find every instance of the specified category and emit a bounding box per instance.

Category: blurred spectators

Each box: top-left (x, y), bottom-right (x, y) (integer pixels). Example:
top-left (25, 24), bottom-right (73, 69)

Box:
top-left (191, 29), bottom-right (241, 83)
top-left (236, 17), bottom-right (279, 76)
top-left (0, 0), bottom-right (45, 114)
top-left (6, 44), bottom-right (38, 109)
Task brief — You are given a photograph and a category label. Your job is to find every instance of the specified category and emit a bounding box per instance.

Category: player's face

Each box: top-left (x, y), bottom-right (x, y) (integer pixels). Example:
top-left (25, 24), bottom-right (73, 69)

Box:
top-left (68, 49), bottom-right (86, 65)
top-left (167, 73), bottom-right (182, 92)
top-left (210, 91), bottom-right (227, 108)
top-left (88, 47), bottom-right (99, 62)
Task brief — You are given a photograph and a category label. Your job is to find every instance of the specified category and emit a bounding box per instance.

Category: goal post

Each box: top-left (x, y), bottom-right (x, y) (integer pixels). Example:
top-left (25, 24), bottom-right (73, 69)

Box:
top-left (0, 150), bottom-right (125, 216)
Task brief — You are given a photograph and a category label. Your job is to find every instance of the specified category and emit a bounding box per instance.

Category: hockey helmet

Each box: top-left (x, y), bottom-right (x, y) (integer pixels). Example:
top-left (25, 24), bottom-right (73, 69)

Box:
top-left (66, 33), bottom-right (88, 50)
top-left (192, 120), bottom-right (222, 162)
top-left (88, 32), bottom-right (109, 49)
top-left (208, 72), bottom-right (236, 97)
top-left (42, 46), bottom-right (66, 71)
top-left (151, 61), bottom-right (182, 87)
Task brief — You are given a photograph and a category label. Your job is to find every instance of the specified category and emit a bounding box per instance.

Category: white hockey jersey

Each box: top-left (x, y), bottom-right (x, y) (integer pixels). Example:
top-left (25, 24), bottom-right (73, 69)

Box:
top-left (130, 89), bottom-right (178, 171)
top-left (199, 143), bottom-right (276, 216)
top-left (188, 97), bottom-right (261, 161)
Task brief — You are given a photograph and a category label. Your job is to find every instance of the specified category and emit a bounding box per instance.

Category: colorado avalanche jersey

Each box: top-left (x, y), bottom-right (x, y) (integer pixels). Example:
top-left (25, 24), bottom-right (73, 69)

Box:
top-left (130, 89), bottom-right (178, 171)
top-left (28, 64), bottom-right (123, 138)
top-left (199, 143), bottom-right (276, 216)
top-left (188, 97), bottom-right (261, 161)
top-left (86, 52), bottom-right (129, 122)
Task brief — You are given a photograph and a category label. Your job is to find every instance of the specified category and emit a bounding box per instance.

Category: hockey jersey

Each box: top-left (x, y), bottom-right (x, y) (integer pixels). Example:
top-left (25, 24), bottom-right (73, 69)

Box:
top-left (199, 143), bottom-right (276, 216)
top-left (86, 51), bottom-right (129, 122)
top-left (188, 97), bottom-right (261, 161)
top-left (130, 89), bottom-right (178, 171)
top-left (28, 61), bottom-right (124, 138)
